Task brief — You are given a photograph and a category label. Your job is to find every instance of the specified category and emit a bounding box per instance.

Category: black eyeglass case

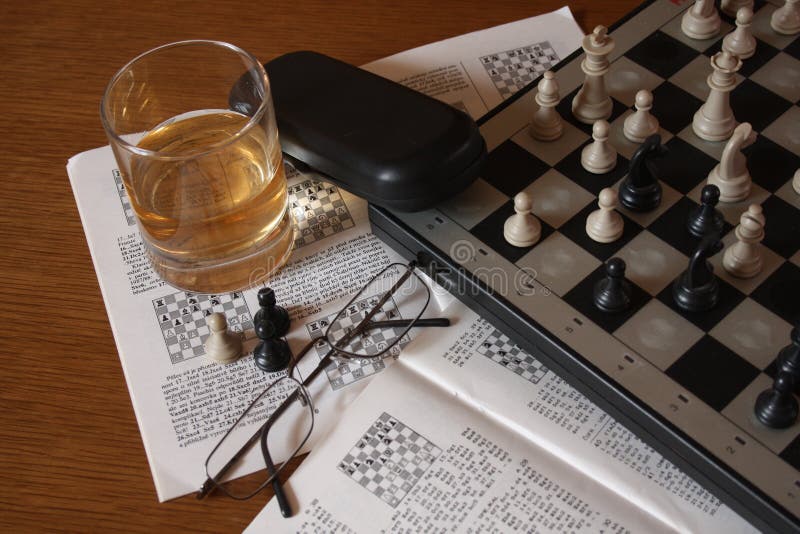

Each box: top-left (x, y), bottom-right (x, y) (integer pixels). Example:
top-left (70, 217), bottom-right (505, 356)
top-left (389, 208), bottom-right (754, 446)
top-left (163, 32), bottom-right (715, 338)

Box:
top-left (231, 51), bottom-right (486, 212)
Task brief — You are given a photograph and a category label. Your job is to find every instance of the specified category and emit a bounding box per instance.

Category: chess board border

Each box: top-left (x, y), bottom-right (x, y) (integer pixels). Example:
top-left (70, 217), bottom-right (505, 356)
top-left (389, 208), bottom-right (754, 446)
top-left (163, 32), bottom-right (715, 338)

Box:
top-left (369, 0), bottom-right (798, 531)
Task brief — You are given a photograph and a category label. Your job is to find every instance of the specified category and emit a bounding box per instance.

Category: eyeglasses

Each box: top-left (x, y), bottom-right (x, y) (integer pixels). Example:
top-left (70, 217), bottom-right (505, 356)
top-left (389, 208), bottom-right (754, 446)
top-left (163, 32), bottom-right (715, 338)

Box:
top-left (196, 261), bottom-right (450, 516)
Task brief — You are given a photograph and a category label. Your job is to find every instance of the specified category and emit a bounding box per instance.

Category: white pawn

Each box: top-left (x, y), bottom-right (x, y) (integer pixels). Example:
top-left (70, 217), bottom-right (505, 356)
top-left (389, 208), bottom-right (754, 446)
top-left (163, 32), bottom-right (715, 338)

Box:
top-left (793, 168), bottom-right (800, 194)
top-left (530, 71), bottom-right (564, 141)
top-left (723, 7), bottom-right (757, 59)
top-left (723, 203), bottom-right (765, 278)
top-left (721, 0), bottom-right (753, 17)
top-left (586, 188), bottom-right (624, 243)
top-left (204, 312), bottom-right (242, 364)
top-left (581, 120), bottom-right (617, 174)
top-left (504, 192), bottom-right (541, 247)
top-left (623, 90), bottom-right (659, 143)
top-left (707, 122), bottom-right (756, 202)
top-left (682, 0), bottom-right (722, 39)
top-left (772, 0), bottom-right (800, 35)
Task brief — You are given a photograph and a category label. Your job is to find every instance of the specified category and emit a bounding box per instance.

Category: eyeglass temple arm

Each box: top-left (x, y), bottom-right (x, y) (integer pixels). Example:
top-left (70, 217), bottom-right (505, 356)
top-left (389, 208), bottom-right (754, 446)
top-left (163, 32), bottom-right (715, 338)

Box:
top-left (366, 318), bottom-right (450, 329)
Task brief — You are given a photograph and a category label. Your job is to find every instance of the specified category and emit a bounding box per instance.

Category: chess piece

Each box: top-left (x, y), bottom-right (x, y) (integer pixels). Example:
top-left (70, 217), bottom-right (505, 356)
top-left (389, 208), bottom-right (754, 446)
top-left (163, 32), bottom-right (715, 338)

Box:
top-left (254, 287), bottom-right (290, 337)
top-left (682, 0), bottom-right (722, 39)
top-left (529, 71), bottom-right (564, 141)
top-left (593, 257), bottom-right (631, 313)
top-left (623, 89), bottom-right (659, 143)
top-left (581, 120), bottom-right (617, 174)
top-left (723, 7), bottom-right (757, 60)
top-left (504, 192), bottom-right (541, 247)
top-left (687, 184), bottom-right (725, 238)
top-left (771, 0), bottom-right (800, 35)
top-left (693, 51), bottom-right (742, 142)
top-left (618, 134), bottom-right (665, 212)
top-left (707, 122), bottom-right (756, 202)
top-left (721, 0), bottom-right (753, 17)
top-left (723, 203), bottom-right (765, 278)
top-left (794, 168), bottom-right (800, 194)
top-left (572, 26), bottom-right (615, 124)
top-left (253, 320), bottom-right (291, 373)
top-left (586, 188), bottom-right (624, 243)
top-left (778, 325), bottom-right (800, 377)
top-left (203, 313), bottom-right (243, 364)
top-left (672, 232), bottom-right (724, 312)
top-left (755, 372), bottom-right (799, 429)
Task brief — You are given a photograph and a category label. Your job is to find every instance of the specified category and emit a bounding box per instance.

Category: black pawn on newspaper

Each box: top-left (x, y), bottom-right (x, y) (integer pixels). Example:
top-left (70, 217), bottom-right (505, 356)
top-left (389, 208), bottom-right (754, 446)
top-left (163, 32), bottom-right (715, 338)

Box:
top-left (778, 325), bottom-right (800, 378)
top-left (253, 320), bottom-right (291, 373)
top-left (593, 257), bottom-right (631, 313)
top-left (755, 372), bottom-right (799, 429)
top-left (672, 232), bottom-right (723, 312)
top-left (618, 134), bottom-right (665, 212)
top-left (687, 184), bottom-right (725, 238)
top-left (254, 287), bottom-right (290, 337)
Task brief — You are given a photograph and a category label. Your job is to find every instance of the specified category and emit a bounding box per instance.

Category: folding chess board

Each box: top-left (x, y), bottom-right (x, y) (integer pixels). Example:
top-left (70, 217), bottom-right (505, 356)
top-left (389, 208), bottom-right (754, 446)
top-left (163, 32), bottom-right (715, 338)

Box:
top-left (370, 0), bottom-right (799, 530)
top-left (338, 412), bottom-right (441, 507)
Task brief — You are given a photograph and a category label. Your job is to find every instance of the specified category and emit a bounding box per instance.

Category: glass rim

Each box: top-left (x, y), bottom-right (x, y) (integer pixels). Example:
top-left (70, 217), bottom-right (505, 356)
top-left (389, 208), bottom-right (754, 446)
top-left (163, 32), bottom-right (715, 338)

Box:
top-left (100, 39), bottom-right (270, 160)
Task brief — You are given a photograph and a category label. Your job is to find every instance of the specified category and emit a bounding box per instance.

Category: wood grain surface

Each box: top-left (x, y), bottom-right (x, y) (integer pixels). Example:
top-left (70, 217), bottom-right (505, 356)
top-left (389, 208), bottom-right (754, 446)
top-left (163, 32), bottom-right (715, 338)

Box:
top-left (0, 1), bottom-right (639, 531)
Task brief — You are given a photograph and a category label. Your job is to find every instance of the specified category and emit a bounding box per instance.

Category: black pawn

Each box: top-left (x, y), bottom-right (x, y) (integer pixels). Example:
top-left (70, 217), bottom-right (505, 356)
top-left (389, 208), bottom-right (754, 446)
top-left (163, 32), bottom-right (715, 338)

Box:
top-left (779, 326), bottom-right (800, 378)
top-left (253, 320), bottom-right (291, 373)
top-left (254, 287), bottom-right (290, 337)
top-left (687, 184), bottom-right (725, 238)
top-left (672, 232), bottom-right (723, 312)
top-left (594, 258), bottom-right (631, 313)
top-left (755, 372), bottom-right (799, 429)
top-left (618, 134), bottom-right (665, 212)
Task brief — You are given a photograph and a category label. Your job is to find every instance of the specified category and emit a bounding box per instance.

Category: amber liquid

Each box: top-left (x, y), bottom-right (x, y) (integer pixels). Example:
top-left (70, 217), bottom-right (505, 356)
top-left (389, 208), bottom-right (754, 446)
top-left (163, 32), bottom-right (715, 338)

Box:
top-left (126, 110), bottom-right (294, 292)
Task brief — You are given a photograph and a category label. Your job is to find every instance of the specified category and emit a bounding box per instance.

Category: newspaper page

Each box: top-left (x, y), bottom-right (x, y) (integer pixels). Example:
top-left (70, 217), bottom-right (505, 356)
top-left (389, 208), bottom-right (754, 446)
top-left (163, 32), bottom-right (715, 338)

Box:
top-left (362, 6), bottom-right (584, 119)
top-left (247, 301), bottom-right (756, 533)
top-left (67, 8), bottom-right (583, 502)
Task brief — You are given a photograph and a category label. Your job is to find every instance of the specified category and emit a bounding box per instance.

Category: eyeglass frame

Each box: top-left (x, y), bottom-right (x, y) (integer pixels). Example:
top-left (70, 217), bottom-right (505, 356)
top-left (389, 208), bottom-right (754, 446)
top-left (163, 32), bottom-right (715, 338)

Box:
top-left (197, 261), bottom-right (450, 517)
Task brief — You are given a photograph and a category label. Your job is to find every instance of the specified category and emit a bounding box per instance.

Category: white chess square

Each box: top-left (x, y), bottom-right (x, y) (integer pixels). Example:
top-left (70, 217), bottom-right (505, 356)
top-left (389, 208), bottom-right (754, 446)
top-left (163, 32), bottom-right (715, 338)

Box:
top-left (606, 56), bottom-right (666, 107)
top-left (660, 12), bottom-right (733, 52)
top-left (762, 105), bottom-right (800, 157)
top-left (750, 52), bottom-right (800, 104)
top-left (516, 232), bottom-right (601, 297)
top-left (439, 178), bottom-right (508, 231)
top-left (615, 299), bottom-right (705, 370)
top-left (669, 54), bottom-right (745, 101)
top-left (751, 4), bottom-right (798, 50)
top-left (615, 230), bottom-right (688, 296)
top-left (521, 169), bottom-right (595, 228)
top-left (708, 226), bottom-right (785, 295)
top-left (511, 122), bottom-right (589, 167)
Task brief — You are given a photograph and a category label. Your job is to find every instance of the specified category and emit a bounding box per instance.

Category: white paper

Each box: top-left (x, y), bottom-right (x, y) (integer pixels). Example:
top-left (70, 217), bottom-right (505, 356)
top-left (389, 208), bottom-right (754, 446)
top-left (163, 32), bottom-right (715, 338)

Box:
top-left (362, 6), bottom-right (584, 119)
top-left (247, 301), bottom-right (756, 533)
top-left (67, 147), bottom-right (435, 501)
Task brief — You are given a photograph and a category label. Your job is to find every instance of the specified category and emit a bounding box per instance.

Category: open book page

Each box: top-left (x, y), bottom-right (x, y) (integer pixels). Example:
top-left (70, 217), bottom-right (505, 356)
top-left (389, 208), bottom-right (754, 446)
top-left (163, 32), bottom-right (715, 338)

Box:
top-left (384, 300), bottom-right (756, 533)
top-left (245, 361), bottom-right (676, 533)
top-left (362, 6), bottom-right (584, 119)
top-left (67, 146), bottom-right (432, 501)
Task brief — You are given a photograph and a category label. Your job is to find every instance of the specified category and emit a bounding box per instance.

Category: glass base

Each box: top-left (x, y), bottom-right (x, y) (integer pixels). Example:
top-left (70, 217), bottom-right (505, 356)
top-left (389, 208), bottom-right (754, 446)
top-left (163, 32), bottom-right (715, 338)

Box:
top-left (146, 208), bottom-right (296, 293)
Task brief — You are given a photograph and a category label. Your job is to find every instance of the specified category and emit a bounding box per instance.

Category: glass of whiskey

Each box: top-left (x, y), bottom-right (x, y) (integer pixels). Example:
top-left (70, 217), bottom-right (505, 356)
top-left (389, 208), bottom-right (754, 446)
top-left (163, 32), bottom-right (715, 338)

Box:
top-left (101, 41), bottom-right (295, 293)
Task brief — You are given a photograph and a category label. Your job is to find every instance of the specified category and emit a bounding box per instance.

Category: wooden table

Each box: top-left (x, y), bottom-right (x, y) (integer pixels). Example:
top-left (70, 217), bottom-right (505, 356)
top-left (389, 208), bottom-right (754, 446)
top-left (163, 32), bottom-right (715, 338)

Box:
top-left (0, 0), bottom-right (639, 530)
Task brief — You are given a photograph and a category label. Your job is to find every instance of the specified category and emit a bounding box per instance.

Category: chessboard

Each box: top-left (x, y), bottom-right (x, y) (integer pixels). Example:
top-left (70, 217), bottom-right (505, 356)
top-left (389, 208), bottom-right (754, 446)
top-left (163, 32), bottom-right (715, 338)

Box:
top-left (153, 291), bottom-right (255, 364)
top-left (337, 412), bottom-right (442, 508)
top-left (306, 295), bottom-right (411, 390)
top-left (369, 0), bottom-right (799, 531)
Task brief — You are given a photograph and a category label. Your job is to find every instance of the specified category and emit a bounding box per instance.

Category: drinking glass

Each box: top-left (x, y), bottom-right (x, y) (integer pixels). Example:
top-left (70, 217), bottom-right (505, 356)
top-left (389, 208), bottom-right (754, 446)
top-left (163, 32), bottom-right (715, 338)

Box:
top-left (101, 40), bottom-right (294, 292)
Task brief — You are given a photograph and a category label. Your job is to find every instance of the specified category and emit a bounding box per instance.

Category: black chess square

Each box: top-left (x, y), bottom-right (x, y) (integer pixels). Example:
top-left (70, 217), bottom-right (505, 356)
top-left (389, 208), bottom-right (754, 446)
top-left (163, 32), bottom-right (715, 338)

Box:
top-left (562, 262), bottom-right (651, 334)
top-left (666, 335), bottom-right (759, 411)
top-left (481, 140), bottom-right (550, 197)
top-left (626, 31), bottom-right (700, 79)
top-left (657, 273), bottom-right (746, 332)
top-left (704, 37), bottom-right (779, 77)
top-left (731, 79), bottom-right (793, 132)
top-left (786, 35), bottom-right (800, 61)
top-left (554, 142), bottom-right (630, 196)
top-left (648, 197), bottom-right (733, 257)
top-left (760, 195), bottom-right (800, 258)
top-left (470, 200), bottom-right (555, 264)
top-left (748, 136), bottom-right (800, 193)
top-left (751, 262), bottom-right (800, 327)
top-left (650, 82), bottom-right (704, 135)
top-left (780, 432), bottom-right (800, 472)
top-left (555, 87), bottom-right (627, 135)
top-left (558, 202), bottom-right (642, 262)
top-left (657, 137), bottom-right (718, 194)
